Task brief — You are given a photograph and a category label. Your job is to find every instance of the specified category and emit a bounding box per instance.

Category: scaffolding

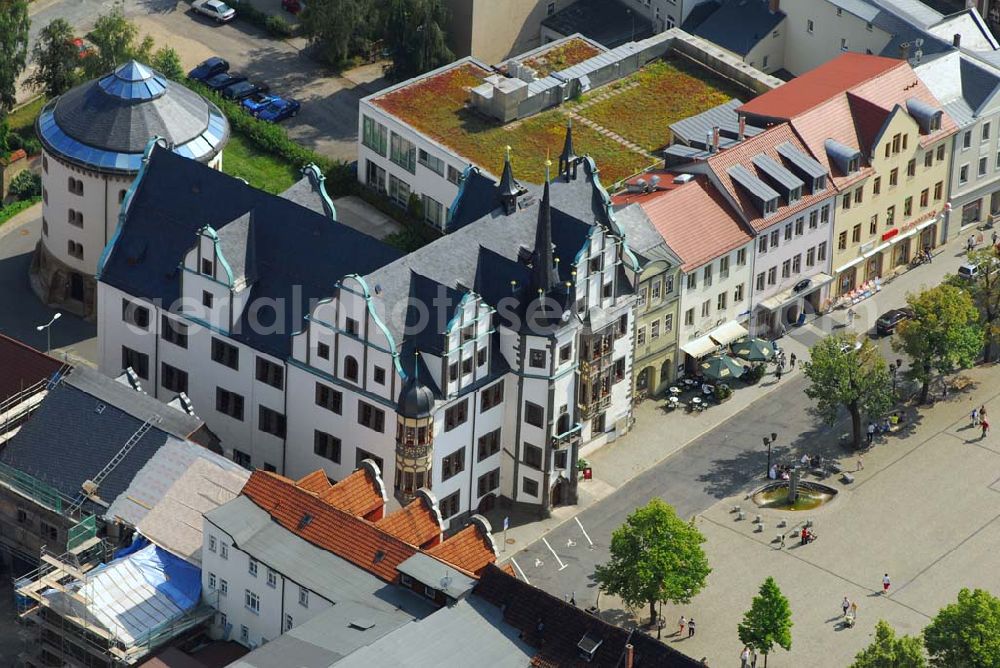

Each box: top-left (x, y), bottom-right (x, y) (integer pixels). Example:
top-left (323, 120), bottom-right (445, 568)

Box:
top-left (0, 365), bottom-right (70, 446)
top-left (15, 545), bottom-right (213, 667)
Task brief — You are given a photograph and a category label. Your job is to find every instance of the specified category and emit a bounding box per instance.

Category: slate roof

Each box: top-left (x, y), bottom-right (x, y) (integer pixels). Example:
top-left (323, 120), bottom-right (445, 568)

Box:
top-left (541, 0), bottom-right (654, 48)
top-left (474, 565), bottom-right (703, 667)
top-left (1, 366), bottom-right (205, 513)
top-left (917, 51), bottom-right (1000, 128)
top-left (613, 177), bottom-right (751, 272)
top-left (447, 168), bottom-right (504, 231)
top-left (692, 0), bottom-right (785, 56)
top-left (99, 146), bottom-right (402, 359)
top-left (0, 334), bottom-right (64, 403)
top-left (40, 61), bottom-right (228, 173)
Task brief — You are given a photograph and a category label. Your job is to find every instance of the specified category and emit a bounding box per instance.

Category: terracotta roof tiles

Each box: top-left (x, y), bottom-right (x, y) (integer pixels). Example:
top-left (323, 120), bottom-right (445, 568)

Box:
top-left (376, 496), bottom-right (442, 548)
top-left (315, 466), bottom-right (386, 521)
top-left (426, 522), bottom-right (498, 576)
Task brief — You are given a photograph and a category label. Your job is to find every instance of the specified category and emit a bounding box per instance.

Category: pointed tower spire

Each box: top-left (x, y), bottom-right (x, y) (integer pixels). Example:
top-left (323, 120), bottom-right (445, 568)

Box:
top-left (498, 146), bottom-right (522, 215)
top-left (533, 160), bottom-right (559, 294)
top-left (558, 119), bottom-right (577, 181)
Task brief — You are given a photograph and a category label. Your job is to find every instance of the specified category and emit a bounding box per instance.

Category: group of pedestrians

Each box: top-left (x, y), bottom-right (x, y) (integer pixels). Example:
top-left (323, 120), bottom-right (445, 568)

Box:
top-left (739, 645), bottom-right (758, 667)
top-left (840, 595), bottom-right (860, 627)
top-left (971, 405), bottom-right (990, 438)
top-left (773, 351), bottom-right (796, 381)
top-left (677, 615), bottom-right (696, 638)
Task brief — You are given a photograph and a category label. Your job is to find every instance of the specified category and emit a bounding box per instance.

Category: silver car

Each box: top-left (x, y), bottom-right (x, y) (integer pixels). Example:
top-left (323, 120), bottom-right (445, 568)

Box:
top-left (192, 0), bottom-right (236, 22)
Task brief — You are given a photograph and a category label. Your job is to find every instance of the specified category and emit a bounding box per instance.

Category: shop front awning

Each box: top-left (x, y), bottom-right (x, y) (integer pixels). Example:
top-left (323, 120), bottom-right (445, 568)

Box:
top-left (916, 217), bottom-right (937, 231)
top-left (680, 333), bottom-right (719, 359)
top-left (863, 242), bottom-right (891, 258)
top-left (708, 320), bottom-right (749, 347)
top-left (758, 273), bottom-right (833, 312)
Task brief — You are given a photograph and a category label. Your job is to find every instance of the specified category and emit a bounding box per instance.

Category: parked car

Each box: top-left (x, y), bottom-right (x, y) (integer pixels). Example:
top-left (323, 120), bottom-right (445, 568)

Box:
top-left (281, 0), bottom-right (304, 13)
top-left (240, 92), bottom-right (274, 115)
top-left (191, 0), bottom-right (236, 22)
top-left (256, 96), bottom-right (301, 123)
top-left (187, 57), bottom-right (229, 82)
top-left (221, 80), bottom-right (270, 102)
top-left (204, 71), bottom-right (247, 91)
top-left (875, 308), bottom-right (914, 336)
top-left (958, 263), bottom-right (980, 281)
top-left (839, 339), bottom-right (863, 354)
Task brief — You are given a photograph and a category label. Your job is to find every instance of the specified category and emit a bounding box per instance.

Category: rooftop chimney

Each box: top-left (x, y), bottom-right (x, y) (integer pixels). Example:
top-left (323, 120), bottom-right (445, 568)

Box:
top-left (769, 0), bottom-right (779, 13)
top-left (738, 116), bottom-right (746, 141)
top-left (712, 126), bottom-right (721, 152)
top-left (953, 33), bottom-right (961, 48)
top-left (706, 132), bottom-right (713, 154)
top-left (625, 644), bottom-right (635, 668)
top-left (899, 42), bottom-right (911, 60)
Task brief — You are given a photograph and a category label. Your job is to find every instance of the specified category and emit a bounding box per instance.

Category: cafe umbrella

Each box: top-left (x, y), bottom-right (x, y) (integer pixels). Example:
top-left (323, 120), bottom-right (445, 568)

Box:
top-left (730, 337), bottom-right (775, 363)
top-left (699, 354), bottom-right (746, 381)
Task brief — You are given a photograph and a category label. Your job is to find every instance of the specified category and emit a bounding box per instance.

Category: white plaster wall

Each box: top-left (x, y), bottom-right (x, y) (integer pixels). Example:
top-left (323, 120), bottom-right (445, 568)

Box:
top-left (751, 197), bottom-right (836, 304)
top-left (781, 0), bottom-right (893, 76)
top-left (677, 241), bottom-right (755, 347)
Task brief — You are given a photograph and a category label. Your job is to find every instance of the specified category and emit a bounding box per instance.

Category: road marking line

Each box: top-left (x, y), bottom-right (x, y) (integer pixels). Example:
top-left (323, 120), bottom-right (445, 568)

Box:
top-left (575, 517), bottom-right (594, 547)
top-left (510, 558), bottom-right (530, 584)
top-left (542, 537), bottom-right (568, 571)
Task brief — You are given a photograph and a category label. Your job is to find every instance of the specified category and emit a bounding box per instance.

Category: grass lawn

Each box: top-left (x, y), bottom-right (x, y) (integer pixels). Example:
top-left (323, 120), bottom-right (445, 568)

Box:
top-left (0, 197), bottom-right (41, 228)
top-left (578, 58), bottom-right (747, 153)
top-left (374, 63), bottom-right (653, 186)
top-left (222, 133), bottom-right (300, 194)
top-left (8, 97), bottom-right (46, 135)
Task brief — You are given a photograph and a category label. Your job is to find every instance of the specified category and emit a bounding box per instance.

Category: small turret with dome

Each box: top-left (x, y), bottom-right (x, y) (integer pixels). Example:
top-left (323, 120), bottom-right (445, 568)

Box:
top-left (393, 355), bottom-right (436, 503)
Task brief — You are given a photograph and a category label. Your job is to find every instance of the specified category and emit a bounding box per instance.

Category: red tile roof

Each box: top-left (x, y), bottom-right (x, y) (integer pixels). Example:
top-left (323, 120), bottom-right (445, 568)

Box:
top-left (240, 470), bottom-right (499, 583)
top-left (737, 53), bottom-right (903, 119)
top-left (617, 176), bottom-right (751, 271)
top-left (243, 471), bottom-right (413, 582)
top-left (294, 470), bottom-right (329, 495)
top-left (376, 495), bottom-right (442, 548)
top-left (705, 123), bottom-right (837, 232)
top-left (0, 334), bottom-right (64, 405)
top-left (316, 466), bottom-right (386, 521)
top-left (426, 520), bottom-right (498, 576)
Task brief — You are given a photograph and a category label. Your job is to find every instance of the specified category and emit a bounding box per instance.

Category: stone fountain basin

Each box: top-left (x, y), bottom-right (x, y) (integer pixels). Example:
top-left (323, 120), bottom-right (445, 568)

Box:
top-left (750, 480), bottom-right (838, 511)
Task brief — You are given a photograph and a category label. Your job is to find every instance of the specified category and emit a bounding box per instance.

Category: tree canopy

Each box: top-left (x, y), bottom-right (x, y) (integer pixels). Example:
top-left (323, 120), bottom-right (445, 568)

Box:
top-left (803, 333), bottom-right (893, 449)
top-left (924, 588), bottom-right (1000, 667)
top-left (594, 498), bottom-right (710, 624)
top-left (737, 577), bottom-right (792, 667)
top-left (947, 247), bottom-right (1000, 362)
top-left (383, 0), bottom-right (453, 81)
top-left (893, 285), bottom-right (983, 403)
top-left (851, 620), bottom-right (927, 668)
top-left (151, 47), bottom-right (184, 81)
top-left (301, 0), bottom-right (375, 67)
top-left (85, 3), bottom-right (154, 79)
top-left (27, 19), bottom-right (82, 99)
top-left (0, 0), bottom-right (30, 113)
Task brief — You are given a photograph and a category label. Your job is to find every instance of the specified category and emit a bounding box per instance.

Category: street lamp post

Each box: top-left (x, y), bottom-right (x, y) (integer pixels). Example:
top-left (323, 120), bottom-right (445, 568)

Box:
top-left (36, 313), bottom-right (61, 354)
top-left (763, 432), bottom-right (778, 477)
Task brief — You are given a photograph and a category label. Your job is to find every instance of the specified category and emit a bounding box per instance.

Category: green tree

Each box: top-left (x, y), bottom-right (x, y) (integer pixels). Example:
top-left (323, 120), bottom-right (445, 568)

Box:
top-left (947, 247), bottom-right (1000, 362)
top-left (924, 588), bottom-right (1000, 667)
top-left (151, 46), bottom-right (184, 81)
top-left (27, 19), bottom-right (81, 99)
top-left (803, 333), bottom-right (894, 449)
top-left (85, 3), bottom-right (154, 78)
top-left (893, 285), bottom-right (984, 403)
top-left (851, 620), bottom-right (927, 668)
top-left (594, 498), bottom-right (710, 625)
top-left (0, 0), bottom-right (30, 113)
top-left (301, 0), bottom-right (374, 67)
top-left (383, 0), bottom-right (453, 80)
top-left (737, 577), bottom-right (792, 668)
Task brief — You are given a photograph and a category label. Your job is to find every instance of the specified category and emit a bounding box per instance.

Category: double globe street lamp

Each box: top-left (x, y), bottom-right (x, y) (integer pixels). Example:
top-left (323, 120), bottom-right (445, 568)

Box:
top-left (762, 432), bottom-right (778, 476)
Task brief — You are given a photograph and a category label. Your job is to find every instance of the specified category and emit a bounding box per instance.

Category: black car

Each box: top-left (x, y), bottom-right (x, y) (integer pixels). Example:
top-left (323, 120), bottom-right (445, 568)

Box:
top-left (221, 80), bottom-right (270, 101)
top-left (187, 57), bottom-right (229, 82)
top-left (875, 308), bottom-right (914, 336)
top-left (204, 71), bottom-right (246, 91)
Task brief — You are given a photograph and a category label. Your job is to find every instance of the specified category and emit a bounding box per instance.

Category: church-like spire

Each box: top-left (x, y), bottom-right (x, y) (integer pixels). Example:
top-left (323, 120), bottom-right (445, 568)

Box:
top-left (498, 145), bottom-right (522, 215)
top-left (532, 161), bottom-right (559, 294)
top-left (558, 120), bottom-right (577, 181)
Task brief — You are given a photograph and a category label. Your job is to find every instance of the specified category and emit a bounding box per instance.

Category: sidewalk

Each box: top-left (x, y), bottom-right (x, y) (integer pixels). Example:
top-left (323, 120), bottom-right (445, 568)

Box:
top-left (493, 231), bottom-right (974, 554)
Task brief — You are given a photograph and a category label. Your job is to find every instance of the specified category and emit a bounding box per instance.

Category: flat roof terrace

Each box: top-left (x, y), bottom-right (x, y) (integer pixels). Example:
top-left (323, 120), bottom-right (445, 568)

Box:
top-left (372, 51), bottom-right (750, 187)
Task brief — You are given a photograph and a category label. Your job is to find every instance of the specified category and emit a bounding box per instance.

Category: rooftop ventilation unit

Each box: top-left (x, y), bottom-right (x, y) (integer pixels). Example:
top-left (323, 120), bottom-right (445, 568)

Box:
top-left (673, 173), bottom-right (695, 184)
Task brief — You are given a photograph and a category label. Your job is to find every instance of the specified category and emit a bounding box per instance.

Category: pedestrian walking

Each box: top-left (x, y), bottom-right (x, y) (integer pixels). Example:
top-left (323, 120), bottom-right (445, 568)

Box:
top-left (982, 418), bottom-right (990, 438)
top-left (981, 406), bottom-right (987, 421)
top-left (741, 646), bottom-right (751, 668)
top-left (924, 245), bottom-right (933, 263)
top-left (857, 455), bottom-right (864, 471)
top-left (775, 364), bottom-right (783, 381)
top-left (847, 308), bottom-right (856, 327)
top-left (850, 600), bottom-right (858, 619)
top-left (842, 596), bottom-right (850, 617)
top-left (993, 230), bottom-right (998, 246)
top-left (867, 422), bottom-right (876, 446)
top-left (968, 234), bottom-right (976, 252)
top-left (678, 615), bottom-right (686, 637)
top-left (972, 408), bottom-right (980, 427)
top-left (688, 618), bottom-right (696, 637)
top-left (882, 573), bottom-right (891, 594)
top-left (750, 648), bottom-right (757, 668)
top-left (789, 352), bottom-right (797, 370)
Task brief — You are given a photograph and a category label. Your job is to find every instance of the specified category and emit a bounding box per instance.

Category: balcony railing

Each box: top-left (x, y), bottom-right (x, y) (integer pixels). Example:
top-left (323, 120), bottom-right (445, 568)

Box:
top-left (551, 423), bottom-right (582, 449)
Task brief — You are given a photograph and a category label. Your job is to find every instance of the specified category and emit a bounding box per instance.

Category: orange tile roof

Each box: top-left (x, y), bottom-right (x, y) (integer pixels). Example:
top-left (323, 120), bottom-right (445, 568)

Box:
top-left (426, 522), bottom-right (498, 576)
top-left (376, 497), bottom-right (442, 548)
top-left (295, 470), bottom-right (330, 495)
top-left (737, 53), bottom-right (903, 119)
top-left (316, 467), bottom-right (385, 520)
top-left (705, 123), bottom-right (838, 232)
top-left (621, 176), bottom-right (751, 272)
top-left (243, 471), bottom-right (413, 582)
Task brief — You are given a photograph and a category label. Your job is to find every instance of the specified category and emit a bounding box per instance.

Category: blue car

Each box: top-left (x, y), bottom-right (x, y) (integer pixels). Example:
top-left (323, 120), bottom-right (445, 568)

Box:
top-left (240, 92), bottom-right (273, 115)
top-left (187, 57), bottom-right (228, 82)
top-left (256, 96), bottom-right (301, 123)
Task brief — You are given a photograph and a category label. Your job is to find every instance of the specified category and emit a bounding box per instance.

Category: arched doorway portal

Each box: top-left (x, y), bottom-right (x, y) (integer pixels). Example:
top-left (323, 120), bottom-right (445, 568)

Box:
top-left (550, 478), bottom-right (568, 507)
top-left (477, 493), bottom-right (496, 514)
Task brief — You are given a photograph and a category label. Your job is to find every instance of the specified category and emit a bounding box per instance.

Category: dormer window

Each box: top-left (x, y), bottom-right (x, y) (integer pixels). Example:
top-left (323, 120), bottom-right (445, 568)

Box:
top-left (848, 157), bottom-right (860, 173)
top-left (929, 114), bottom-right (941, 131)
top-left (763, 197), bottom-right (779, 215)
top-left (788, 186), bottom-right (802, 203)
top-left (814, 175), bottom-right (827, 192)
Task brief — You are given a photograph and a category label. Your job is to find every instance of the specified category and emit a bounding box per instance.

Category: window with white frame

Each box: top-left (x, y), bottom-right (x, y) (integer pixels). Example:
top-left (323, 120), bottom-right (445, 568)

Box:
top-left (220, 579), bottom-right (228, 595)
top-left (299, 586), bottom-right (309, 607)
top-left (240, 625), bottom-right (249, 643)
top-left (267, 569), bottom-right (277, 588)
top-left (248, 558), bottom-right (258, 577)
top-left (389, 133), bottom-right (416, 172)
top-left (208, 573), bottom-right (216, 589)
top-left (220, 543), bottom-right (228, 559)
top-left (209, 535), bottom-right (217, 552)
top-left (245, 590), bottom-right (260, 614)
top-left (285, 614), bottom-right (293, 632)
